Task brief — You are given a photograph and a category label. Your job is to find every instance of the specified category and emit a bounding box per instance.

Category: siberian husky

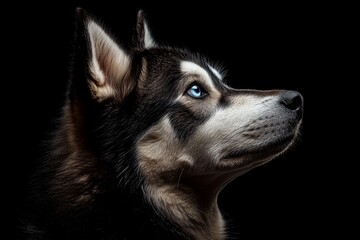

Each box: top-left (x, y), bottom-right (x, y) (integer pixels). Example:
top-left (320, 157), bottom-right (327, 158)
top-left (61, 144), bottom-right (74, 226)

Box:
top-left (22, 8), bottom-right (303, 240)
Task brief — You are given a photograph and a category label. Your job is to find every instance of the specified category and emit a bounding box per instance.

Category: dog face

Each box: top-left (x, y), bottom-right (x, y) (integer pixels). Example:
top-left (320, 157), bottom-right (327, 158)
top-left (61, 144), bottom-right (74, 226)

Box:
top-left (138, 56), bottom-right (303, 166)
top-left (136, 51), bottom-right (303, 199)
top-left (131, 32), bottom-right (303, 193)
top-left (69, 9), bottom-right (303, 238)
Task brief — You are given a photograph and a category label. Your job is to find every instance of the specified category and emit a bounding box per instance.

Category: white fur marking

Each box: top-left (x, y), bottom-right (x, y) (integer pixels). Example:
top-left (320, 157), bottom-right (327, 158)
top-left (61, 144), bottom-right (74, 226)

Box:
top-left (181, 61), bottom-right (216, 89)
top-left (208, 65), bottom-right (222, 80)
top-left (192, 95), bottom-right (282, 163)
top-left (144, 22), bottom-right (156, 48)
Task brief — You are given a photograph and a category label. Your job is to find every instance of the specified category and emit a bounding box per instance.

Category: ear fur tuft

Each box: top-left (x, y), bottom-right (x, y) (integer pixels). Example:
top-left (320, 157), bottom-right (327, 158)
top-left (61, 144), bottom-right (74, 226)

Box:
top-left (135, 10), bottom-right (156, 50)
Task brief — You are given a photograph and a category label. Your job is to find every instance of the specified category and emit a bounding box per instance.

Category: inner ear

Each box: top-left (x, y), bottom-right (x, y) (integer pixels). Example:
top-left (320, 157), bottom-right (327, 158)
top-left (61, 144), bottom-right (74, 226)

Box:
top-left (134, 10), bottom-right (156, 50)
top-left (86, 19), bottom-right (134, 101)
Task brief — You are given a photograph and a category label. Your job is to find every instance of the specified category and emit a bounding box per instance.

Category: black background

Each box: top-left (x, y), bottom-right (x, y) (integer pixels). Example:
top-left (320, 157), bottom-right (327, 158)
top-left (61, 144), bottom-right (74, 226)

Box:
top-left (6, 1), bottom-right (347, 239)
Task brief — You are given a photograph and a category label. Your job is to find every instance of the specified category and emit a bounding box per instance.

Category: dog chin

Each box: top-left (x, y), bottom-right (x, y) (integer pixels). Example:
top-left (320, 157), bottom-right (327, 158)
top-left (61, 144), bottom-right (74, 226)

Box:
top-left (219, 134), bottom-right (296, 170)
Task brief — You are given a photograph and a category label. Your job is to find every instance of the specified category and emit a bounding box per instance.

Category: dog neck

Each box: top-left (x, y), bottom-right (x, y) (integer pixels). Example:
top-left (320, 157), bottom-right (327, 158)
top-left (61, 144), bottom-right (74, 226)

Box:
top-left (143, 172), bottom-right (230, 240)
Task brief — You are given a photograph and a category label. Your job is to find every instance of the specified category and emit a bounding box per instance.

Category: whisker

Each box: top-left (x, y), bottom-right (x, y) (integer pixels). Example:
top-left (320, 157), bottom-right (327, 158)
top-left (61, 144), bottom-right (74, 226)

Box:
top-left (176, 168), bottom-right (184, 189)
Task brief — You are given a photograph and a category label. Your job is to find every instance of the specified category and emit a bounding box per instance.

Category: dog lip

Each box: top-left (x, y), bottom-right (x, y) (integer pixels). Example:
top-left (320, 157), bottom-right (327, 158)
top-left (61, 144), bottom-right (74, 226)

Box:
top-left (222, 134), bottom-right (294, 161)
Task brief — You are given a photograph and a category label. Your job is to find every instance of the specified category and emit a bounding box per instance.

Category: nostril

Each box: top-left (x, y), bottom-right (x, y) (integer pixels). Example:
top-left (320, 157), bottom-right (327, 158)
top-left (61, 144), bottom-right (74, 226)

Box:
top-left (280, 90), bottom-right (303, 111)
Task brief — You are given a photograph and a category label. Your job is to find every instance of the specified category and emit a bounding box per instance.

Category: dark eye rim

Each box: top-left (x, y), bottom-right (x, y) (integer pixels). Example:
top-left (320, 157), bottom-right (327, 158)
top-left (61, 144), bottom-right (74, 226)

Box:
top-left (185, 82), bottom-right (209, 99)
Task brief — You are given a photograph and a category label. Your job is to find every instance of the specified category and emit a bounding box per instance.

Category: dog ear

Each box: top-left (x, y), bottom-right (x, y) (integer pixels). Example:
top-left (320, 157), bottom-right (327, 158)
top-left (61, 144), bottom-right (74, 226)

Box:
top-left (73, 8), bottom-right (134, 102)
top-left (134, 10), bottom-right (156, 50)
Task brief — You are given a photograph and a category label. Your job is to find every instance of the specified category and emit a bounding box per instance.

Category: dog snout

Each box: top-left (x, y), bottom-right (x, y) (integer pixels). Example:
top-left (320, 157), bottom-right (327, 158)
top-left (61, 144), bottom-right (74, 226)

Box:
top-left (279, 90), bottom-right (303, 118)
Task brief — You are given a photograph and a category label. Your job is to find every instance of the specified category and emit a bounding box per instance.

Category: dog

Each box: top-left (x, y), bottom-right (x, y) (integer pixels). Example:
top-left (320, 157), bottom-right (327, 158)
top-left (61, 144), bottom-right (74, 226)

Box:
top-left (21, 8), bottom-right (303, 240)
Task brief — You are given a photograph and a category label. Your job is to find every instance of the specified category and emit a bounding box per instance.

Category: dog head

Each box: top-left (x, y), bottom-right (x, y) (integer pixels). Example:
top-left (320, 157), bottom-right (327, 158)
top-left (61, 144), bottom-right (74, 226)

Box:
top-left (67, 9), bottom-right (303, 238)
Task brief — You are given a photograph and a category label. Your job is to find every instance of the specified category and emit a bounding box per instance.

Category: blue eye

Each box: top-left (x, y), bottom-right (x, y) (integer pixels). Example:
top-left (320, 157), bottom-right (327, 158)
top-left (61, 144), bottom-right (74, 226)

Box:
top-left (187, 84), bottom-right (206, 99)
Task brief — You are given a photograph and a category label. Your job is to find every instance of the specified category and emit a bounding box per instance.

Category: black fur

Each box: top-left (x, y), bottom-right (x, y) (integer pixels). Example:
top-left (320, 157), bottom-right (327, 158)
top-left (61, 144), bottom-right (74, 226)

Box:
top-left (168, 103), bottom-right (209, 141)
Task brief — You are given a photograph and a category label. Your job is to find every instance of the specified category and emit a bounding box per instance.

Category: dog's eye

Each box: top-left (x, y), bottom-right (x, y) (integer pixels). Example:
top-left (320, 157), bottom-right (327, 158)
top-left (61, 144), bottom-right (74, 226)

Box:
top-left (187, 84), bottom-right (207, 99)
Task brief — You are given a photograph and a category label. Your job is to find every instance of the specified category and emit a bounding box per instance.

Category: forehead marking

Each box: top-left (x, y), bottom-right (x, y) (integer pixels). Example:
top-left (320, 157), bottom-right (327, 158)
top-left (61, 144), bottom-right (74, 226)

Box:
top-left (180, 61), bottom-right (216, 89)
top-left (208, 64), bottom-right (222, 80)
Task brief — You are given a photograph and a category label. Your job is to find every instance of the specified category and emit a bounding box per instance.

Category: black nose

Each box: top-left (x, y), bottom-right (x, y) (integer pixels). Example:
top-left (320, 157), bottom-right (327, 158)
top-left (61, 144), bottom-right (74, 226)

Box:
top-left (280, 90), bottom-right (303, 111)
